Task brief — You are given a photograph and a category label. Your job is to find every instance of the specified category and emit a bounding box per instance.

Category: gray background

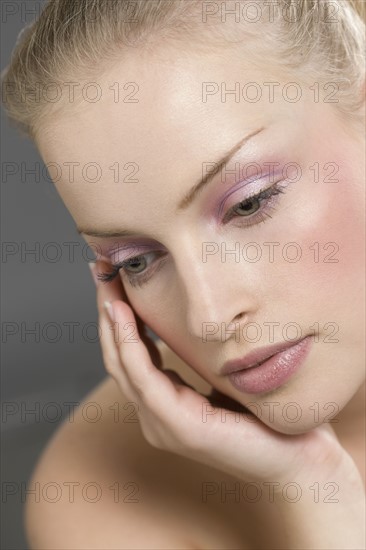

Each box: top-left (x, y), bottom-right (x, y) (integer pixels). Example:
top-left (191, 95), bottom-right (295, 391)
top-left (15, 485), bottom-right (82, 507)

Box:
top-left (1, 2), bottom-right (116, 548)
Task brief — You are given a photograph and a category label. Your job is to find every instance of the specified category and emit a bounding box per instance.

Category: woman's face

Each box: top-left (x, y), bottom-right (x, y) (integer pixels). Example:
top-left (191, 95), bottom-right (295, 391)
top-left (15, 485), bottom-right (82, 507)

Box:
top-left (37, 43), bottom-right (365, 435)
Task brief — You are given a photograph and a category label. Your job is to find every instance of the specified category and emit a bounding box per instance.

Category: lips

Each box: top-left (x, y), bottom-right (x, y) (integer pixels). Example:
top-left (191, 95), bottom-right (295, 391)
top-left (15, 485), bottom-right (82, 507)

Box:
top-left (221, 337), bottom-right (309, 376)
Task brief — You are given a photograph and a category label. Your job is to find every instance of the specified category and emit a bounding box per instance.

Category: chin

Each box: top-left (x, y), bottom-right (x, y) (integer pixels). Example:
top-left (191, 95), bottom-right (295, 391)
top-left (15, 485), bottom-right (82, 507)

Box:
top-left (259, 417), bottom-right (327, 436)
top-left (229, 381), bottom-right (356, 436)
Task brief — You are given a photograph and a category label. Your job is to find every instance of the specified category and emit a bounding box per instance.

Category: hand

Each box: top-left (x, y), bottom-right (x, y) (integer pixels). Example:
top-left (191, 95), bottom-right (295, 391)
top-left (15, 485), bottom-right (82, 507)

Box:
top-left (89, 260), bottom-right (364, 492)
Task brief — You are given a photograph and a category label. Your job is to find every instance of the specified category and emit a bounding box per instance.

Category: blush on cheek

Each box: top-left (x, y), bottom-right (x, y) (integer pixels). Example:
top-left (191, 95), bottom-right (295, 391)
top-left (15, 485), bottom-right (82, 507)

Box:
top-left (289, 139), bottom-right (365, 278)
top-left (312, 179), bottom-right (364, 279)
top-left (288, 205), bottom-right (365, 364)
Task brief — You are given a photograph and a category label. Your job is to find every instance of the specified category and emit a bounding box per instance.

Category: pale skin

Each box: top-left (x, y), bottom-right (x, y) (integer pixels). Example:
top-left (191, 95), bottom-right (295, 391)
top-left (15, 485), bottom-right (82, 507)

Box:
top-left (26, 37), bottom-right (365, 549)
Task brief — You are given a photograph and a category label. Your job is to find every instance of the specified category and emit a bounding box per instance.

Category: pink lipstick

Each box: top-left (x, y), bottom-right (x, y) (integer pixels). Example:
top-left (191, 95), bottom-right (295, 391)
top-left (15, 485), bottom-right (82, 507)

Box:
top-left (221, 336), bottom-right (312, 394)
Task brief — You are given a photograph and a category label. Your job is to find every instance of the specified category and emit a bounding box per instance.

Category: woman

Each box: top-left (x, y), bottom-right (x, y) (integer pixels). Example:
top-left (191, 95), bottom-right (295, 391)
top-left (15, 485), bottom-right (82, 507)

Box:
top-left (2, 0), bottom-right (365, 548)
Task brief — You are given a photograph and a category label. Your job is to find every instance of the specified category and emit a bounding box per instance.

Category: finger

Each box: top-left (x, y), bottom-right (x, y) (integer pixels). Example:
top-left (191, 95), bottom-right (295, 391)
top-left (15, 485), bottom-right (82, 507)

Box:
top-left (98, 306), bottom-right (134, 394)
top-left (91, 260), bottom-right (163, 370)
top-left (90, 261), bottom-right (137, 399)
top-left (110, 299), bottom-right (174, 403)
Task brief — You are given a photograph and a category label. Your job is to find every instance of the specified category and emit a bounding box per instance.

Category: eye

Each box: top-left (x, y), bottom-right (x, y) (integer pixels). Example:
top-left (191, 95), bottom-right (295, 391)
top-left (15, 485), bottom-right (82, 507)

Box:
top-left (222, 180), bottom-right (289, 227)
top-left (96, 251), bottom-right (167, 289)
top-left (234, 196), bottom-right (261, 216)
top-left (123, 255), bottom-right (148, 274)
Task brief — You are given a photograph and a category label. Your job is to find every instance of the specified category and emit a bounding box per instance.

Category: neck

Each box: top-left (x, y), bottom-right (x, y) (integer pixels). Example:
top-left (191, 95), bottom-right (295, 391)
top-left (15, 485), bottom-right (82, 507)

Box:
top-left (331, 381), bottom-right (366, 485)
top-left (332, 381), bottom-right (366, 439)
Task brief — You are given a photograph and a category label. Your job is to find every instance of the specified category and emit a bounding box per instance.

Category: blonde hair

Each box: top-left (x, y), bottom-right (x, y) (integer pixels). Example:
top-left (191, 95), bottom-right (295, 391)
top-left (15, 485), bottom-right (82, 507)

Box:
top-left (1, 0), bottom-right (365, 142)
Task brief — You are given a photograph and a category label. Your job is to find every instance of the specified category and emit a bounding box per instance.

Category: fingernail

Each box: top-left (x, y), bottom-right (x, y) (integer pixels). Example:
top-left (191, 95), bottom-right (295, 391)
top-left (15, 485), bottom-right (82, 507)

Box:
top-left (104, 300), bottom-right (116, 322)
top-left (88, 262), bottom-right (99, 287)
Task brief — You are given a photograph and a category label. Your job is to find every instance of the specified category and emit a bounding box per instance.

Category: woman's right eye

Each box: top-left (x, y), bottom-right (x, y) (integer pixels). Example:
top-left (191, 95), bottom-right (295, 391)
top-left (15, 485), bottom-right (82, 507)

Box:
top-left (123, 255), bottom-right (149, 273)
top-left (97, 251), bottom-right (166, 289)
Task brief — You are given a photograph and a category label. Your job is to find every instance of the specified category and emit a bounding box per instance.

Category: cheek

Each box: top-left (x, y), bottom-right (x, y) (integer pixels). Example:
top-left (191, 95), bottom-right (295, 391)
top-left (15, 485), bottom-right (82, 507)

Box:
top-left (279, 158), bottom-right (365, 299)
top-left (258, 165), bottom-right (365, 364)
top-left (124, 282), bottom-right (176, 339)
top-left (301, 181), bottom-right (364, 289)
top-left (274, 170), bottom-right (365, 383)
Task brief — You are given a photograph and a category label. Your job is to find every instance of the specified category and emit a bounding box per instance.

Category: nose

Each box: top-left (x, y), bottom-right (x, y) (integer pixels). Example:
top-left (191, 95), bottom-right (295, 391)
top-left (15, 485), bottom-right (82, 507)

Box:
top-left (174, 239), bottom-right (257, 342)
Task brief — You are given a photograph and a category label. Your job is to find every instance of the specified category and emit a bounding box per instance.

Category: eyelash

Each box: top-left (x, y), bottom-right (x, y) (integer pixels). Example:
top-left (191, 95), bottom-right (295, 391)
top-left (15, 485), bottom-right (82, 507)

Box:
top-left (96, 180), bottom-right (289, 289)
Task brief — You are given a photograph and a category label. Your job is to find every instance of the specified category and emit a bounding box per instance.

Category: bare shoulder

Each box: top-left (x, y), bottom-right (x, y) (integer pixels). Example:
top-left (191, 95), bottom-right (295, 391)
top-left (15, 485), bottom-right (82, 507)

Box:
top-left (25, 341), bottom-right (250, 550)
top-left (24, 342), bottom-right (202, 549)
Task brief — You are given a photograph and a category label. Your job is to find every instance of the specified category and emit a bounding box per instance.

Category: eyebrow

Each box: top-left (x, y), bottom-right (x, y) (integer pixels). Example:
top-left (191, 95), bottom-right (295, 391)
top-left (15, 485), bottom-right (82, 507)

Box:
top-left (77, 126), bottom-right (265, 238)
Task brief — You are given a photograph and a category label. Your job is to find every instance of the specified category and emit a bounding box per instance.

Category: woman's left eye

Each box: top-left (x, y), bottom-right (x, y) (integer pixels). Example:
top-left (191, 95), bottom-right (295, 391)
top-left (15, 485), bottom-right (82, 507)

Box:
top-left (222, 180), bottom-right (289, 226)
top-left (97, 180), bottom-right (290, 289)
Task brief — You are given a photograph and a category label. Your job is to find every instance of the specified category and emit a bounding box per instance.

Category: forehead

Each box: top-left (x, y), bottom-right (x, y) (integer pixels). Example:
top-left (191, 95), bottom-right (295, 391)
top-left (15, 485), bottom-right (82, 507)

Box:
top-left (36, 45), bottom-right (303, 227)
